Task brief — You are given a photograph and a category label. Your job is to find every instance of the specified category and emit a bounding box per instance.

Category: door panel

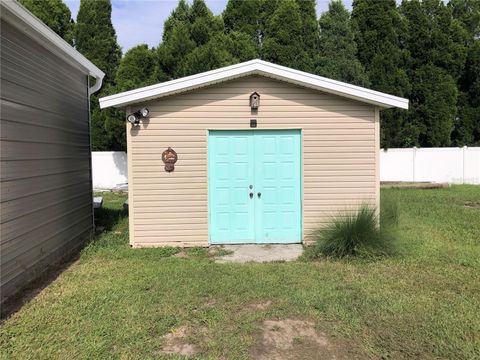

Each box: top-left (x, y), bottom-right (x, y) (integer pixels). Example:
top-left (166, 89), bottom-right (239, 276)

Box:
top-left (254, 130), bottom-right (302, 243)
top-left (208, 131), bottom-right (255, 243)
top-left (208, 130), bottom-right (301, 244)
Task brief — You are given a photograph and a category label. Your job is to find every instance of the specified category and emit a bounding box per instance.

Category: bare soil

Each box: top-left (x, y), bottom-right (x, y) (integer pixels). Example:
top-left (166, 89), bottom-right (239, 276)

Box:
top-left (381, 182), bottom-right (448, 189)
top-left (159, 325), bottom-right (201, 357)
top-left (246, 300), bottom-right (273, 311)
top-left (251, 319), bottom-right (368, 360)
top-left (464, 200), bottom-right (480, 208)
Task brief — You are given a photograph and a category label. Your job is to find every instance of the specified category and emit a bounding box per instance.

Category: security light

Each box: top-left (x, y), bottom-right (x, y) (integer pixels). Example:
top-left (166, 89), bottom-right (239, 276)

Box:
top-left (127, 113), bottom-right (138, 124)
top-left (140, 108), bottom-right (149, 117)
top-left (127, 107), bottom-right (149, 125)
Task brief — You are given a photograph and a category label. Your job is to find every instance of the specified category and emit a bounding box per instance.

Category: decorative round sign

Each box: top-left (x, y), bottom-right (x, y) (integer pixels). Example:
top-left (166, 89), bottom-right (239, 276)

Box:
top-left (162, 147), bottom-right (178, 172)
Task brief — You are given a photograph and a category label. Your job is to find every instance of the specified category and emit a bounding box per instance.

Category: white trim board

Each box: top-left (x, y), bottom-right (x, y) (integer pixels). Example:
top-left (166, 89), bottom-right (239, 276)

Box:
top-left (1, 0), bottom-right (104, 94)
top-left (99, 59), bottom-right (408, 110)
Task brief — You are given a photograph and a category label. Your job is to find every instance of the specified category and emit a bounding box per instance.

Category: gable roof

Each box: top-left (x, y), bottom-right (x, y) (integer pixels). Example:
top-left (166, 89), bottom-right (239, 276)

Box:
top-left (1, 0), bottom-right (104, 94)
top-left (99, 59), bottom-right (408, 110)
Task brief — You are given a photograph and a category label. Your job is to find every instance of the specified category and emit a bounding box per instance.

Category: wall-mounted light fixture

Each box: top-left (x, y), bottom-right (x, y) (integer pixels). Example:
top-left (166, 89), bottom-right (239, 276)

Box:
top-left (127, 108), bottom-right (149, 125)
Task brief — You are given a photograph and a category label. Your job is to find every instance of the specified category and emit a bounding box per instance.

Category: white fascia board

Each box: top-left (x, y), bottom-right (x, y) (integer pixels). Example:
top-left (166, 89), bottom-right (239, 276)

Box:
top-left (1, 0), bottom-right (105, 94)
top-left (99, 59), bottom-right (409, 110)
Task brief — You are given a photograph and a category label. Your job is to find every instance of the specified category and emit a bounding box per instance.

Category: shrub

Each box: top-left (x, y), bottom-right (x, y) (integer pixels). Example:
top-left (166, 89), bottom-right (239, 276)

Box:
top-left (308, 199), bottom-right (399, 258)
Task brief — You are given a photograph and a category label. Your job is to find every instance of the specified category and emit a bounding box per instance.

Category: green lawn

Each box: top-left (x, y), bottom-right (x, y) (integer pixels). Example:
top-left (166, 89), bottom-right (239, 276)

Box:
top-left (1, 187), bottom-right (479, 359)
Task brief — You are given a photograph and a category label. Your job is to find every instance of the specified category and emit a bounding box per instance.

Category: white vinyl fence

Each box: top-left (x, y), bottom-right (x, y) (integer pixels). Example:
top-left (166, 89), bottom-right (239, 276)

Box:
top-left (92, 148), bottom-right (480, 190)
top-left (92, 151), bottom-right (128, 190)
top-left (380, 147), bottom-right (480, 184)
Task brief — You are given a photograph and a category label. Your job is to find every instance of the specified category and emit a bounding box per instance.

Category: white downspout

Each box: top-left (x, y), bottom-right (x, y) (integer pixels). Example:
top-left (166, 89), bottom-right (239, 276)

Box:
top-left (88, 74), bottom-right (104, 96)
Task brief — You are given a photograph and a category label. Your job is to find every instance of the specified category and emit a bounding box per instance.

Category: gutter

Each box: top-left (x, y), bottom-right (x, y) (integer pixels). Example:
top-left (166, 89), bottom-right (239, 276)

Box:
top-left (88, 75), bottom-right (104, 96)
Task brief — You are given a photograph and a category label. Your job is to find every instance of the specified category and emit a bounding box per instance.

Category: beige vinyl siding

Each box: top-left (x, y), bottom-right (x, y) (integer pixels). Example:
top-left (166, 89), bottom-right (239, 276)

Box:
top-left (0, 20), bottom-right (93, 301)
top-left (128, 75), bottom-right (378, 247)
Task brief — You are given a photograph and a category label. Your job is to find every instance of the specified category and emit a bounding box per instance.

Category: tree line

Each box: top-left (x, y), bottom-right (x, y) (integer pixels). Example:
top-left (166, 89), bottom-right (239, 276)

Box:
top-left (20, 0), bottom-right (480, 150)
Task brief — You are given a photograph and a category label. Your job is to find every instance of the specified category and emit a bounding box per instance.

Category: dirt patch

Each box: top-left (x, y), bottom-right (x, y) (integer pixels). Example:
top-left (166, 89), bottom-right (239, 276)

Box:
top-left (381, 182), bottom-right (448, 189)
top-left (173, 251), bottom-right (188, 258)
top-left (159, 325), bottom-right (200, 357)
top-left (251, 319), bottom-right (367, 360)
top-left (464, 201), bottom-right (480, 209)
top-left (246, 300), bottom-right (272, 311)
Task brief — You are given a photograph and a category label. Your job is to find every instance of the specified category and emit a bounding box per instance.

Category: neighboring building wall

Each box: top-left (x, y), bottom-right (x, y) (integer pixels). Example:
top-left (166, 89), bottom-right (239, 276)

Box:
top-left (127, 75), bottom-right (377, 247)
top-left (0, 21), bottom-right (93, 301)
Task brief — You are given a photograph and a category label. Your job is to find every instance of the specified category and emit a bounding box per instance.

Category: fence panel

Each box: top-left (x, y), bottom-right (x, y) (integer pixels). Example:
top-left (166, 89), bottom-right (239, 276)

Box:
top-left (92, 148), bottom-right (480, 190)
top-left (92, 151), bottom-right (127, 190)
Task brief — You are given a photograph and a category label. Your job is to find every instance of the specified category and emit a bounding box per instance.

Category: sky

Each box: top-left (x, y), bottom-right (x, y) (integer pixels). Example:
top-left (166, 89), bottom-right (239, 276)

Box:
top-left (65, 0), bottom-right (353, 53)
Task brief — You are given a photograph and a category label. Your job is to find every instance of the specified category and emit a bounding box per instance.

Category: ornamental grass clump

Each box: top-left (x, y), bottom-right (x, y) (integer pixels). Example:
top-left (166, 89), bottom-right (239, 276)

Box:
top-left (309, 199), bottom-right (399, 258)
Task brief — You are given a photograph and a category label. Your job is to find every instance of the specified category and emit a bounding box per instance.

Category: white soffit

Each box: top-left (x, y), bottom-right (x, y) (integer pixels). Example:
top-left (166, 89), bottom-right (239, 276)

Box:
top-left (99, 59), bottom-right (409, 110)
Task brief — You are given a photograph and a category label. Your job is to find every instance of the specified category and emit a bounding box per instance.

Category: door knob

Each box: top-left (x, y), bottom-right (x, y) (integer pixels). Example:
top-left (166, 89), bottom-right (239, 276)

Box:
top-left (257, 192), bottom-right (261, 198)
top-left (249, 192), bottom-right (254, 199)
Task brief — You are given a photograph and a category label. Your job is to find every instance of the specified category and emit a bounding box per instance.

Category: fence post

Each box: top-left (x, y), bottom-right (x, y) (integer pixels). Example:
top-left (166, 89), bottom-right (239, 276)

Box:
top-left (412, 146), bottom-right (417, 182)
top-left (463, 145), bottom-right (467, 184)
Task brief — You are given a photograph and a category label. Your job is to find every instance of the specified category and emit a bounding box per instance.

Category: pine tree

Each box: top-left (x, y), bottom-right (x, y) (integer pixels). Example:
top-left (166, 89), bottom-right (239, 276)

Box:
top-left (409, 65), bottom-right (457, 147)
top-left (401, 0), bottom-right (468, 146)
top-left (352, 0), bottom-right (411, 147)
top-left (75, 0), bottom-right (123, 150)
top-left (19, 0), bottom-right (74, 45)
top-left (223, 0), bottom-right (261, 43)
top-left (75, 0), bottom-right (121, 86)
top-left (295, 0), bottom-right (319, 72)
top-left (158, 0), bottom-right (225, 78)
top-left (454, 40), bottom-right (480, 145)
top-left (450, 0), bottom-right (480, 145)
top-left (116, 45), bottom-right (168, 92)
top-left (163, 0), bottom-right (190, 42)
top-left (317, 0), bottom-right (369, 87)
top-left (262, 0), bottom-right (308, 70)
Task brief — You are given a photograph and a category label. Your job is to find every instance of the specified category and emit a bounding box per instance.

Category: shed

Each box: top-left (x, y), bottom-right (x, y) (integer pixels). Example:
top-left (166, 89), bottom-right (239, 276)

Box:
top-left (99, 60), bottom-right (408, 248)
top-left (0, 1), bottom-right (104, 303)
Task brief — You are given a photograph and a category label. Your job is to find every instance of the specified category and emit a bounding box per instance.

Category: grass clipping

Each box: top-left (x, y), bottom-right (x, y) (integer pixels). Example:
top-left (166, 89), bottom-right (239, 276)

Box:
top-left (307, 198), bottom-right (399, 259)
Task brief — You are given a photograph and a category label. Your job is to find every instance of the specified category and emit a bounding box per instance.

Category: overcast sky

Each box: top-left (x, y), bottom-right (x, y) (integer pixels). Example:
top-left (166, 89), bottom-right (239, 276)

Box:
top-left (65, 0), bottom-right (353, 53)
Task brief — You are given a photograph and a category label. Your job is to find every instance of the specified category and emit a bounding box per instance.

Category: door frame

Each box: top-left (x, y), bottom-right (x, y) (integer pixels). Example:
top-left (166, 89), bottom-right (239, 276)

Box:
top-left (207, 128), bottom-right (303, 245)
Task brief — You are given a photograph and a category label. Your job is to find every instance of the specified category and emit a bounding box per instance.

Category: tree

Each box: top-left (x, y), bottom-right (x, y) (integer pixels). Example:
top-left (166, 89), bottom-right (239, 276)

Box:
top-left (163, 0), bottom-right (190, 42)
top-left (453, 40), bottom-right (480, 145)
top-left (19, 0), bottom-right (74, 44)
top-left (450, 0), bottom-right (480, 145)
top-left (317, 0), bottom-right (369, 87)
top-left (158, 0), bottom-right (225, 79)
top-left (295, 0), bottom-right (319, 72)
top-left (352, 0), bottom-right (411, 147)
top-left (116, 45), bottom-right (168, 92)
top-left (401, 0), bottom-right (468, 147)
top-left (189, 0), bottom-right (224, 46)
top-left (409, 65), bottom-right (457, 147)
top-left (262, 0), bottom-right (309, 70)
top-left (223, 0), bottom-right (262, 43)
top-left (75, 0), bottom-right (124, 150)
top-left (401, 0), bottom-right (468, 81)
top-left (75, 0), bottom-right (121, 86)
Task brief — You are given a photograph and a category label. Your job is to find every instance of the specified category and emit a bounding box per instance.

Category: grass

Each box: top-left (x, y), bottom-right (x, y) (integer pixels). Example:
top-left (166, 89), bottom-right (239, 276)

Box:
top-left (1, 187), bottom-right (479, 359)
top-left (307, 198), bottom-right (398, 258)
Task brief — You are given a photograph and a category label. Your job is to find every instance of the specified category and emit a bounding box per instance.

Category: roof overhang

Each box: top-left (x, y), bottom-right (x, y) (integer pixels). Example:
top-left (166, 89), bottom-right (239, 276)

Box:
top-left (1, 0), bottom-right (105, 95)
top-left (99, 59), bottom-right (408, 110)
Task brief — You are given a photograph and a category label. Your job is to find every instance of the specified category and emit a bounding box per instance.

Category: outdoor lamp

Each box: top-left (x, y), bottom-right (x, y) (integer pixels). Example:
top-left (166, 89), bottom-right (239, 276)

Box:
top-left (140, 107), bottom-right (149, 117)
top-left (127, 113), bottom-right (139, 125)
top-left (127, 108), bottom-right (149, 125)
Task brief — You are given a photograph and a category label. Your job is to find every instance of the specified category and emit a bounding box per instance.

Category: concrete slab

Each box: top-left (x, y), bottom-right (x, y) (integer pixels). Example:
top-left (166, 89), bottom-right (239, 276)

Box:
top-left (215, 244), bottom-right (303, 263)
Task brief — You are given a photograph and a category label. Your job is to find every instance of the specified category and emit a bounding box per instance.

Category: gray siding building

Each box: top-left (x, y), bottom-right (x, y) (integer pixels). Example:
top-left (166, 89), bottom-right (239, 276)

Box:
top-left (1, 1), bottom-right (104, 303)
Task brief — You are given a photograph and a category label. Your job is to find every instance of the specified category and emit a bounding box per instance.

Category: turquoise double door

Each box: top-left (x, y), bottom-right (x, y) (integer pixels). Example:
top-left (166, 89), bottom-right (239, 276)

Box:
top-left (208, 130), bottom-right (302, 244)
